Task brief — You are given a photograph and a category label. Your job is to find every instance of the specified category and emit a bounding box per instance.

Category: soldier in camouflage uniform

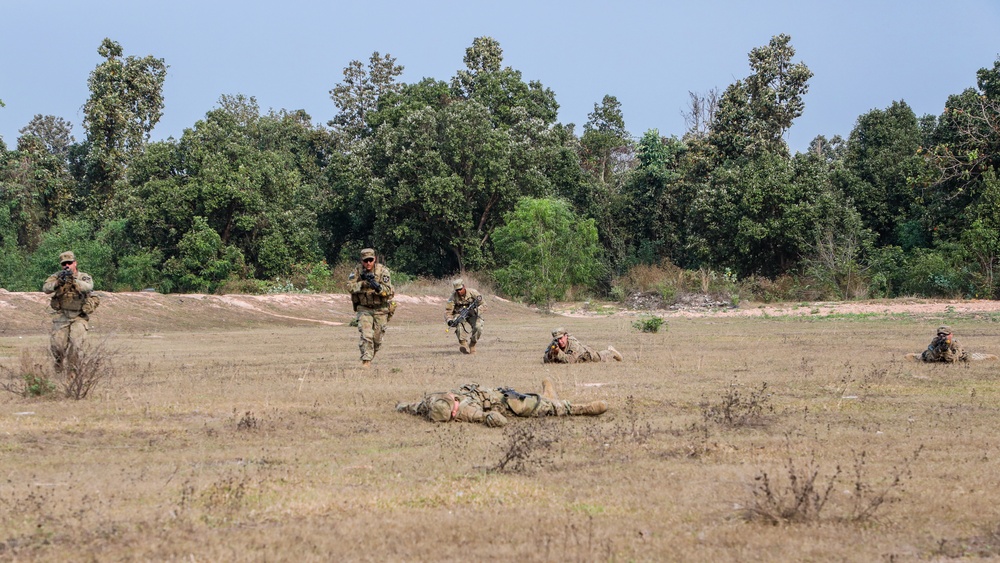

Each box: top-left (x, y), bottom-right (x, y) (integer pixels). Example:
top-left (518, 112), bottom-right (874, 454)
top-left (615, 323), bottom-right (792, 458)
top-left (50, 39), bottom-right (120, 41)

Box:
top-left (920, 325), bottom-right (968, 363)
top-left (445, 278), bottom-right (484, 354)
top-left (348, 248), bottom-right (395, 367)
top-left (396, 378), bottom-right (607, 427)
top-left (543, 327), bottom-right (623, 364)
top-left (41, 251), bottom-right (96, 372)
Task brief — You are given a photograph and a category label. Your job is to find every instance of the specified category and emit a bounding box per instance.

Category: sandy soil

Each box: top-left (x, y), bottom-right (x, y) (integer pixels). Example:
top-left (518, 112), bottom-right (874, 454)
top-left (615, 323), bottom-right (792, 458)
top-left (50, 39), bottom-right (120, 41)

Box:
top-left (3, 288), bottom-right (999, 336)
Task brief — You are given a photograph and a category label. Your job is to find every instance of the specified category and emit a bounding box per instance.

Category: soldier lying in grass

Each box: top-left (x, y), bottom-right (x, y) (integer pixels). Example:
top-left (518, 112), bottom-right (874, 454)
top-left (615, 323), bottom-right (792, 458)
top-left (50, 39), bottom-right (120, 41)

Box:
top-left (543, 327), bottom-right (623, 364)
top-left (396, 379), bottom-right (607, 427)
top-left (906, 325), bottom-right (997, 362)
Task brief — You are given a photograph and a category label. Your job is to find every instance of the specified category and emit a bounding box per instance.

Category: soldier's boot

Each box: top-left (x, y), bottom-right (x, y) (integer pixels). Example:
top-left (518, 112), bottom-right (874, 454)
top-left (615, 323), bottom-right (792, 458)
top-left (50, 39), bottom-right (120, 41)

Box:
top-left (459, 341), bottom-right (470, 354)
top-left (607, 346), bottom-right (623, 361)
top-left (541, 378), bottom-right (560, 401)
top-left (570, 401), bottom-right (608, 416)
top-left (361, 360), bottom-right (372, 368)
top-left (469, 341), bottom-right (477, 354)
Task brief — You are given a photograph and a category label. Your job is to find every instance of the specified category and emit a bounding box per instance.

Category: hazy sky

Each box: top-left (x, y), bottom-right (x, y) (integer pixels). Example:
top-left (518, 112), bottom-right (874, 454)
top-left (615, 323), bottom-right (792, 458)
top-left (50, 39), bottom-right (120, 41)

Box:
top-left (2, 0), bottom-right (998, 153)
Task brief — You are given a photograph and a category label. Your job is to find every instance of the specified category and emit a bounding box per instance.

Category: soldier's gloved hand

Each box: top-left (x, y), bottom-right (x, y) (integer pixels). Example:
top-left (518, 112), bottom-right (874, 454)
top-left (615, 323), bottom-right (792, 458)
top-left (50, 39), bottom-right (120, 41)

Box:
top-left (367, 279), bottom-right (382, 292)
top-left (57, 269), bottom-right (73, 285)
top-left (485, 411), bottom-right (507, 427)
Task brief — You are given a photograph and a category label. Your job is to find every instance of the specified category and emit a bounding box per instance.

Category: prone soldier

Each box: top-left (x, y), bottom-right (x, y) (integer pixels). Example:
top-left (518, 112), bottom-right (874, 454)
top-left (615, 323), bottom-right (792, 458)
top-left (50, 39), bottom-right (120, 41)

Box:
top-left (396, 378), bottom-right (607, 427)
top-left (544, 327), bottom-right (622, 364)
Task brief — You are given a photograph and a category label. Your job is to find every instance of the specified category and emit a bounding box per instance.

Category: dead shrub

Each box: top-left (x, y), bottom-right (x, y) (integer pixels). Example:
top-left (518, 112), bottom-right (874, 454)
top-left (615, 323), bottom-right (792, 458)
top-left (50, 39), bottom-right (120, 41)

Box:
top-left (744, 442), bottom-right (922, 525)
top-left (933, 523), bottom-right (1000, 558)
top-left (236, 410), bottom-right (259, 432)
top-left (701, 379), bottom-right (774, 427)
top-left (490, 420), bottom-right (559, 474)
top-left (61, 336), bottom-right (122, 400)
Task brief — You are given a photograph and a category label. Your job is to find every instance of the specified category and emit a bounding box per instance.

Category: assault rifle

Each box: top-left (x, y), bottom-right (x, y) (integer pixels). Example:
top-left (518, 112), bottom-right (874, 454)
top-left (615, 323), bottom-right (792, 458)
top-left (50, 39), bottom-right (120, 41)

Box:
top-left (359, 271), bottom-right (382, 293)
top-left (497, 386), bottom-right (526, 400)
top-left (447, 295), bottom-right (482, 328)
top-left (546, 339), bottom-right (561, 360)
top-left (57, 268), bottom-right (74, 285)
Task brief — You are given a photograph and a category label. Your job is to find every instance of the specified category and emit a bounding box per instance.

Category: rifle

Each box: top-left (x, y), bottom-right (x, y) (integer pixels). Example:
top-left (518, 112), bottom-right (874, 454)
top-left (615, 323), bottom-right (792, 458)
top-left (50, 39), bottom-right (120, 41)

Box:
top-left (497, 387), bottom-right (526, 401)
top-left (546, 339), bottom-right (561, 361)
top-left (359, 270), bottom-right (382, 293)
top-left (57, 268), bottom-right (74, 285)
top-left (447, 295), bottom-right (482, 328)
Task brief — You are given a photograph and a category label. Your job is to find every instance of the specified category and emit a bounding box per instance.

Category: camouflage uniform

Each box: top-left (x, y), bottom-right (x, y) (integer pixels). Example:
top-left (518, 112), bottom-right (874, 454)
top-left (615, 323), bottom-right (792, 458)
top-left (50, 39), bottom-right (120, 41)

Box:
top-left (921, 325), bottom-right (968, 363)
top-left (348, 248), bottom-right (395, 365)
top-left (445, 278), bottom-right (484, 354)
top-left (543, 327), bottom-right (622, 364)
top-left (396, 379), bottom-right (607, 427)
top-left (41, 251), bottom-right (95, 372)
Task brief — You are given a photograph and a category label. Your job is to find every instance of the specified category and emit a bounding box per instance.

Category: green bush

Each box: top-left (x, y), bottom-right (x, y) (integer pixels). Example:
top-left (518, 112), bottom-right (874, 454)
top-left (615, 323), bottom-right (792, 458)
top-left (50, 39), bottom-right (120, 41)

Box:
top-left (900, 246), bottom-right (970, 297)
top-left (632, 315), bottom-right (666, 333)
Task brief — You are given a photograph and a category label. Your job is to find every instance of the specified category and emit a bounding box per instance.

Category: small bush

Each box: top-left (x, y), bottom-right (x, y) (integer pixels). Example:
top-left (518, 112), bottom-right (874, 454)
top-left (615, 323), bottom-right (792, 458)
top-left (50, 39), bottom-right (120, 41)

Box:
top-left (61, 336), bottom-right (122, 400)
top-left (0, 350), bottom-right (57, 398)
top-left (701, 379), bottom-right (774, 427)
top-left (490, 421), bottom-right (559, 474)
top-left (632, 315), bottom-right (666, 333)
top-left (744, 443), bottom-right (922, 525)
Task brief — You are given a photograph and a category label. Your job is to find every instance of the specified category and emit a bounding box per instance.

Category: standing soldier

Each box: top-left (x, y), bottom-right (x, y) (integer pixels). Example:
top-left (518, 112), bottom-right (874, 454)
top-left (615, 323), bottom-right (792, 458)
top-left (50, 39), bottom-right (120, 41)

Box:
top-left (348, 248), bottom-right (395, 367)
top-left (445, 278), bottom-right (484, 354)
top-left (42, 251), bottom-right (96, 372)
top-left (544, 327), bottom-right (623, 364)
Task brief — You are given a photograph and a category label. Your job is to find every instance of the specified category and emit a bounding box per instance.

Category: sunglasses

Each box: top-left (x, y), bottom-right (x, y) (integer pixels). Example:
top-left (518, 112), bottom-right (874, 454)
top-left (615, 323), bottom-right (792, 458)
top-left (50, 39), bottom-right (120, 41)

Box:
top-left (61, 261), bottom-right (75, 266)
top-left (362, 257), bottom-right (375, 263)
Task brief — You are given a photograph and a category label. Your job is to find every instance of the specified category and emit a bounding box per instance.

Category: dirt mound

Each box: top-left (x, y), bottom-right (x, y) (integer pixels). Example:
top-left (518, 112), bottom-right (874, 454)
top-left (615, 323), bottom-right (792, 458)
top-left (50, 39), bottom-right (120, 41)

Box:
top-left (0, 289), bottom-right (531, 336)
top-left (3, 289), bottom-right (1000, 336)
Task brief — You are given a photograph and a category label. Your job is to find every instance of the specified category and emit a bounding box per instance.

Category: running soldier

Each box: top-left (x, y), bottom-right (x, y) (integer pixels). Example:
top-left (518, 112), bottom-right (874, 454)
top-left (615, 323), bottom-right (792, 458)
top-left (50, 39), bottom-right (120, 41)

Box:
top-left (445, 278), bottom-right (484, 354)
top-left (348, 248), bottom-right (395, 367)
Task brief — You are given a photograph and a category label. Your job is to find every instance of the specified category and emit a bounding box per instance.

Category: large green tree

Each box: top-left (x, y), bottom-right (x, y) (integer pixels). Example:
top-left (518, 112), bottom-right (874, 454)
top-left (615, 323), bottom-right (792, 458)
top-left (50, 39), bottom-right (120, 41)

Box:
top-left (122, 96), bottom-right (327, 283)
top-left (363, 38), bottom-right (564, 275)
top-left (328, 51), bottom-right (404, 144)
top-left (709, 34), bottom-right (812, 159)
top-left (19, 114), bottom-right (75, 158)
top-left (82, 38), bottom-right (167, 208)
top-left (492, 197), bottom-right (603, 306)
top-left (836, 101), bottom-right (923, 245)
top-left (690, 151), bottom-right (836, 277)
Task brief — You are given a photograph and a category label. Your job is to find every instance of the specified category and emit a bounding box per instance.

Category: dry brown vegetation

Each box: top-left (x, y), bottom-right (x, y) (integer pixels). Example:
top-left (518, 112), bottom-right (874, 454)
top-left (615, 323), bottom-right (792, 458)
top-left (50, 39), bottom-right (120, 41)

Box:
top-left (1, 289), bottom-right (1000, 561)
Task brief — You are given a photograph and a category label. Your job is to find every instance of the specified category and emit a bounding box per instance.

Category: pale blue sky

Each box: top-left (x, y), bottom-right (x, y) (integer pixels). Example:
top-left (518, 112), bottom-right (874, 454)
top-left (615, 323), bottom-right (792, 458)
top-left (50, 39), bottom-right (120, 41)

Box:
top-left (2, 0), bottom-right (998, 153)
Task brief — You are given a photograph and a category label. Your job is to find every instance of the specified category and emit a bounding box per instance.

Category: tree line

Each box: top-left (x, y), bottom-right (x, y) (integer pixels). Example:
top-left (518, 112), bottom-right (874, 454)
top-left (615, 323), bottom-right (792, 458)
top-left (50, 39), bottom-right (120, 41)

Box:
top-left (2, 35), bottom-right (999, 303)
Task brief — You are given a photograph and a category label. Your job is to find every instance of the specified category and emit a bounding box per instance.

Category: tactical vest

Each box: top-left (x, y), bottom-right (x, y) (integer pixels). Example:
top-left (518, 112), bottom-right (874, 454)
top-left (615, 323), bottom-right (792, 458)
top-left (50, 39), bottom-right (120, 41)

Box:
top-left (352, 263), bottom-right (392, 308)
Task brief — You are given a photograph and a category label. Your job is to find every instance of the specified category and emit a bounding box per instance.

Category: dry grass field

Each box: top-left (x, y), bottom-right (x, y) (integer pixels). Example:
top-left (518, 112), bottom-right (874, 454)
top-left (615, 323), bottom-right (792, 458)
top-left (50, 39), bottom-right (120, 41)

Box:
top-left (2, 285), bottom-right (1000, 562)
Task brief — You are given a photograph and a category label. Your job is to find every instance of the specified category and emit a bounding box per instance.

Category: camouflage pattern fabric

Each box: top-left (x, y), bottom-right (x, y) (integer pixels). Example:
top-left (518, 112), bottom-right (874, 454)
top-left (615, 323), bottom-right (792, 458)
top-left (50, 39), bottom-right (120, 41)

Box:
top-left (921, 334), bottom-right (968, 362)
top-left (42, 270), bottom-right (94, 371)
top-left (445, 287), bottom-right (484, 348)
top-left (396, 382), bottom-right (592, 427)
top-left (348, 262), bottom-right (394, 361)
top-left (543, 335), bottom-right (611, 363)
